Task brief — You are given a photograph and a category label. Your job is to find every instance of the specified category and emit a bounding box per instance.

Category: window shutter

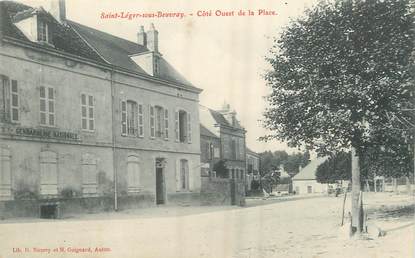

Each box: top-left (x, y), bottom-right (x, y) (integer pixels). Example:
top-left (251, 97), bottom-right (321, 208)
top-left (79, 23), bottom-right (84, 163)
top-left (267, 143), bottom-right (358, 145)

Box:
top-left (2, 76), bottom-right (10, 122)
top-left (149, 105), bottom-right (155, 138)
top-left (10, 80), bottom-right (19, 122)
top-left (175, 110), bottom-right (179, 142)
top-left (188, 160), bottom-right (193, 191)
top-left (88, 95), bottom-right (94, 131)
top-left (239, 138), bottom-right (244, 160)
top-left (175, 159), bottom-right (181, 191)
top-left (121, 100), bottom-right (127, 135)
top-left (164, 108), bottom-right (169, 140)
top-left (138, 104), bottom-right (144, 137)
top-left (187, 113), bottom-right (192, 143)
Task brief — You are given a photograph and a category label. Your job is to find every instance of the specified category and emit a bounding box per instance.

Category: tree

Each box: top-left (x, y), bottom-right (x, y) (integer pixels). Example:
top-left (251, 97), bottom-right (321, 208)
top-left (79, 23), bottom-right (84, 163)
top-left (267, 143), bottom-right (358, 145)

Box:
top-left (316, 152), bottom-right (351, 184)
top-left (213, 160), bottom-right (228, 178)
top-left (259, 151), bottom-right (283, 176)
top-left (261, 170), bottom-right (280, 194)
top-left (284, 152), bottom-right (311, 177)
top-left (259, 150), bottom-right (310, 177)
top-left (262, 0), bottom-right (414, 236)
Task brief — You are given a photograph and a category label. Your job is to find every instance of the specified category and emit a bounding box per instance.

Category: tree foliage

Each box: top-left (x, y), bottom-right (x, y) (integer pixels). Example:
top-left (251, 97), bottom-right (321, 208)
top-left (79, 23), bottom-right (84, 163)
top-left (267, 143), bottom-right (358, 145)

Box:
top-left (259, 150), bottom-right (310, 177)
top-left (262, 0), bottom-right (415, 167)
top-left (213, 160), bottom-right (228, 178)
top-left (316, 152), bottom-right (351, 183)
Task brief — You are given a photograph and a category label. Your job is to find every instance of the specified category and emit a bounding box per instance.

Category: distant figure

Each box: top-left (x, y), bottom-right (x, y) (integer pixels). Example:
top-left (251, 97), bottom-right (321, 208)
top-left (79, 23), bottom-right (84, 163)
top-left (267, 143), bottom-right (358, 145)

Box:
top-left (262, 189), bottom-right (270, 199)
top-left (335, 187), bottom-right (341, 197)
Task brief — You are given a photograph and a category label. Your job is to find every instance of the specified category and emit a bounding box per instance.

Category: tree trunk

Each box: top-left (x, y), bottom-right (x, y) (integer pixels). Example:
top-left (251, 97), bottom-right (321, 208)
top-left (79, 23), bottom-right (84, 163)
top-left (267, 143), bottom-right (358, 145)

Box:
top-left (351, 147), bottom-right (363, 236)
top-left (393, 178), bottom-right (398, 194)
top-left (405, 176), bottom-right (411, 195)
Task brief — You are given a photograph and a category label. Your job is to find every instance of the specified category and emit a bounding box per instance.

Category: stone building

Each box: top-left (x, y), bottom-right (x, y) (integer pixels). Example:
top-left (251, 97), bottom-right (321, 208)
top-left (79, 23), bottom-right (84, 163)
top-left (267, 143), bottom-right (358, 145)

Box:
top-left (292, 157), bottom-right (329, 194)
top-left (199, 104), bottom-right (246, 179)
top-left (245, 148), bottom-right (260, 191)
top-left (199, 124), bottom-right (221, 177)
top-left (0, 0), bottom-right (202, 217)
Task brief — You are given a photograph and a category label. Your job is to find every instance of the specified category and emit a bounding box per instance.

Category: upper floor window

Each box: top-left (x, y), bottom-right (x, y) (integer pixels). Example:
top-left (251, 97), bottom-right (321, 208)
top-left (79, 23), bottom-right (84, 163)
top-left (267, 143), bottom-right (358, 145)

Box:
top-left (150, 105), bottom-right (168, 140)
top-left (231, 138), bottom-right (237, 160)
top-left (81, 94), bottom-right (94, 131)
top-left (175, 110), bottom-right (191, 143)
top-left (0, 76), bottom-right (19, 123)
top-left (40, 86), bottom-right (55, 126)
top-left (127, 101), bottom-right (138, 136)
top-left (37, 20), bottom-right (48, 43)
top-left (121, 100), bottom-right (144, 137)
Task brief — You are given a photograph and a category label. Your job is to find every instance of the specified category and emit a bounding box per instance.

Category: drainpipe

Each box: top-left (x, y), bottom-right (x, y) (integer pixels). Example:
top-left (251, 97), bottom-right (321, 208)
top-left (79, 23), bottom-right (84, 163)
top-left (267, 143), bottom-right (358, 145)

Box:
top-left (110, 67), bottom-right (118, 211)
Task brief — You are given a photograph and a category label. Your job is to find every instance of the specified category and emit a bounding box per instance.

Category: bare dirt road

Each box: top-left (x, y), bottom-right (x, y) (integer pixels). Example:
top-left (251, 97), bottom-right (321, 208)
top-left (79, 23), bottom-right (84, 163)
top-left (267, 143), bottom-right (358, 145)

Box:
top-left (0, 193), bottom-right (412, 258)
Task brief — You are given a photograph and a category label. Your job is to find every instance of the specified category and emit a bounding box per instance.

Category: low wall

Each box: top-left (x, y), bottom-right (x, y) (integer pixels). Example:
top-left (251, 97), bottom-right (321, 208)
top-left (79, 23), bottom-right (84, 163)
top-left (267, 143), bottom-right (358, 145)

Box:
top-left (0, 190), bottom-right (206, 219)
top-left (1, 192), bottom-right (164, 219)
top-left (201, 177), bottom-right (245, 206)
top-left (167, 192), bottom-right (201, 206)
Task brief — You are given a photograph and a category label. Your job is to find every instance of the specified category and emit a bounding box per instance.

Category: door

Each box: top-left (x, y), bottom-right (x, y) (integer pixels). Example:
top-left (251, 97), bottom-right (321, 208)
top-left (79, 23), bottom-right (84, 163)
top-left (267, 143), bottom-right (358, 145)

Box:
top-left (156, 166), bottom-right (165, 204)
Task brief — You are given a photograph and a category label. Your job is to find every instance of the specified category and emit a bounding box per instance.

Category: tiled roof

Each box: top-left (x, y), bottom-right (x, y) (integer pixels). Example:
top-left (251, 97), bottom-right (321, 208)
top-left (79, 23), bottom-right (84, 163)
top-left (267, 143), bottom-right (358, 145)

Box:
top-left (209, 109), bottom-right (230, 127)
top-left (67, 21), bottom-right (197, 89)
top-left (246, 147), bottom-right (259, 157)
top-left (1, 1), bottom-right (200, 91)
top-left (0, 1), bottom-right (105, 63)
top-left (200, 124), bottom-right (219, 138)
top-left (67, 20), bottom-right (148, 73)
top-left (292, 157), bottom-right (328, 181)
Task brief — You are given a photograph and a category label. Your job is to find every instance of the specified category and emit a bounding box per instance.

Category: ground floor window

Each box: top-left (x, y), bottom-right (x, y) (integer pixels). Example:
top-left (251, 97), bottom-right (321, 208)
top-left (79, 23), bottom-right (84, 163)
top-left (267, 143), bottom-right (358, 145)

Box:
top-left (0, 146), bottom-right (12, 199)
top-left (176, 159), bottom-right (189, 191)
top-left (180, 159), bottom-right (189, 190)
top-left (127, 155), bottom-right (140, 193)
top-left (40, 150), bottom-right (58, 195)
top-left (295, 186), bottom-right (300, 194)
top-left (82, 153), bottom-right (97, 195)
top-left (307, 185), bottom-right (313, 193)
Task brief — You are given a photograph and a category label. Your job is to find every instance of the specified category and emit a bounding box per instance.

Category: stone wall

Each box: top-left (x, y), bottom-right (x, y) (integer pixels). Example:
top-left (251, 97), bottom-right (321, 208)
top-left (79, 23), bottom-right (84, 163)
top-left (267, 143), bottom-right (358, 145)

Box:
top-left (200, 177), bottom-right (245, 206)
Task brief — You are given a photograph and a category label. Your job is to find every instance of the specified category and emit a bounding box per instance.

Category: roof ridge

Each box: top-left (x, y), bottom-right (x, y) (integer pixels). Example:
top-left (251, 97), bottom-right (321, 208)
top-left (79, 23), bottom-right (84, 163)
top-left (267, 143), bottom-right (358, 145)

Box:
top-left (68, 20), bottom-right (111, 64)
top-left (67, 20), bottom-right (145, 49)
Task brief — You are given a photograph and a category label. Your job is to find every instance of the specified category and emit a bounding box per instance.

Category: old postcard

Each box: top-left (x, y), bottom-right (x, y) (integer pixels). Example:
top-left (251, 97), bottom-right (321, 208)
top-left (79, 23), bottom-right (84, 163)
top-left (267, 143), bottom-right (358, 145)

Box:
top-left (0, 0), bottom-right (413, 257)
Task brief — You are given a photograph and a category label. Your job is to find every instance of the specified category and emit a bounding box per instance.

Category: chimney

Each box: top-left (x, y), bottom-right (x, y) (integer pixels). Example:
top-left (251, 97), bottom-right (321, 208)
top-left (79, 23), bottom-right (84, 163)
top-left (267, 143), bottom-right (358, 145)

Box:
top-left (146, 23), bottom-right (158, 52)
top-left (46, 0), bottom-right (66, 23)
top-left (137, 26), bottom-right (147, 46)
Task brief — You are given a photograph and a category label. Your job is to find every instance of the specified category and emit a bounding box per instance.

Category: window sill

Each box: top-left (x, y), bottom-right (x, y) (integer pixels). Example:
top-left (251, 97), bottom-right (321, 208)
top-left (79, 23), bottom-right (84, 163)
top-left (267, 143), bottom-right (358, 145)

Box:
top-left (39, 124), bottom-right (57, 129)
top-left (175, 190), bottom-right (192, 193)
top-left (127, 187), bottom-right (142, 194)
top-left (81, 129), bottom-right (95, 133)
top-left (121, 134), bottom-right (144, 138)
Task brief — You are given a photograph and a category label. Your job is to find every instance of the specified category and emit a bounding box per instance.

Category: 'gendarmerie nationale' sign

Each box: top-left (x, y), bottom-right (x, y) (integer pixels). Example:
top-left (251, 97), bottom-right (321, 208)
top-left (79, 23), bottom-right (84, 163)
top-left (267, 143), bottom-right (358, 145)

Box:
top-left (0, 126), bottom-right (79, 141)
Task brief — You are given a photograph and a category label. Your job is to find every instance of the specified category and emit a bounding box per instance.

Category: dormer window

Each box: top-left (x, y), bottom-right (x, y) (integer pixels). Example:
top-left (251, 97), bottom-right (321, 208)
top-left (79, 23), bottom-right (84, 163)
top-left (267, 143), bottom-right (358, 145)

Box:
top-left (37, 20), bottom-right (49, 42)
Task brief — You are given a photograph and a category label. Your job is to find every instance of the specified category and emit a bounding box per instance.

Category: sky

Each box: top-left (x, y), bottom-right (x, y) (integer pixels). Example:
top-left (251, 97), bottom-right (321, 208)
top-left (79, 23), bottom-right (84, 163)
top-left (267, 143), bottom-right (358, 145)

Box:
top-left (19, 0), bottom-right (319, 153)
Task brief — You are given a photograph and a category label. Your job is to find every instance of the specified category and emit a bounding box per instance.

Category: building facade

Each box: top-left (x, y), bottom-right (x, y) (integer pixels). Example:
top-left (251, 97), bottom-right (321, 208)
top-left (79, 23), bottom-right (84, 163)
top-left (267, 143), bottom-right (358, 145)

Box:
top-left (199, 124), bottom-right (221, 177)
top-left (245, 148), bottom-right (260, 191)
top-left (199, 104), bottom-right (246, 180)
top-left (292, 157), bottom-right (329, 194)
top-left (0, 0), bottom-right (202, 216)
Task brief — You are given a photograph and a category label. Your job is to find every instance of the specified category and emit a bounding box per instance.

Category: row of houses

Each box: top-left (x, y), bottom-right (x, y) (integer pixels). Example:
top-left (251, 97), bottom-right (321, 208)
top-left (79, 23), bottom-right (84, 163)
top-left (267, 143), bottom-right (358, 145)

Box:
top-left (0, 0), bottom-right (260, 217)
